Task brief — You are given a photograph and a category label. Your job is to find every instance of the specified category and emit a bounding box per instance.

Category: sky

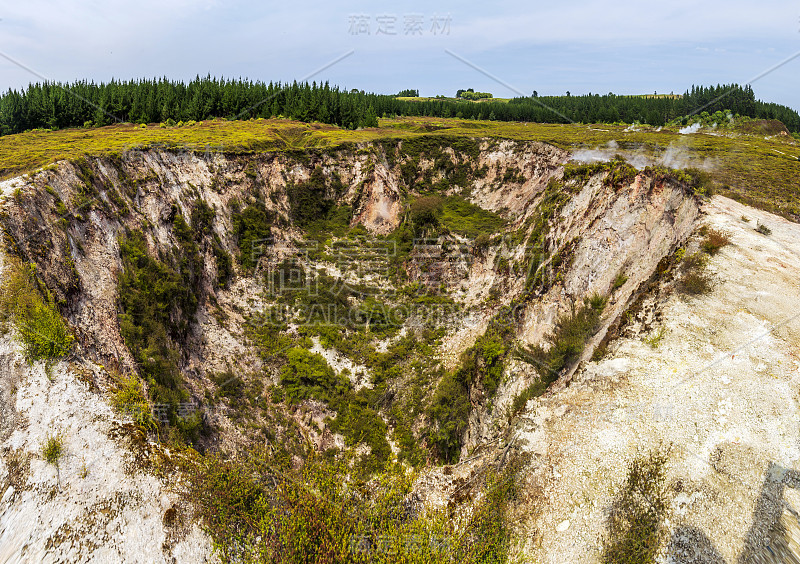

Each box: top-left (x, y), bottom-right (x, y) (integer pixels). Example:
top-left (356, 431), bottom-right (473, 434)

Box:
top-left (1, 0), bottom-right (799, 110)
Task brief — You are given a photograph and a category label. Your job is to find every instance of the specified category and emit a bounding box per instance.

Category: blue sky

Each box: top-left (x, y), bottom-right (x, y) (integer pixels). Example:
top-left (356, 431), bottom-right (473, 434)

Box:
top-left (1, 0), bottom-right (799, 110)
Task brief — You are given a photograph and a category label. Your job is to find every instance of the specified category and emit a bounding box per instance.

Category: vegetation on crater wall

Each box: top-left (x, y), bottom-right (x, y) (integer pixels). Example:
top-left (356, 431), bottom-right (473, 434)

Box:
top-left (230, 197), bottom-right (273, 270)
top-left (190, 447), bottom-right (527, 564)
top-left (512, 294), bottom-right (607, 412)
top-left (117, 230), bottom-right (196, 407)
top-left (0, 255), bottom-right (74, 363)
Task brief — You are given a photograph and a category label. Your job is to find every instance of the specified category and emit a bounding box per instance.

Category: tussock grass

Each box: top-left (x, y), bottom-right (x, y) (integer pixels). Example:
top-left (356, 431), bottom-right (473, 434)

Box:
top-left (612, 272), bottom-right (628, 291)
top-left (643, 326), bottom-right (667, 349)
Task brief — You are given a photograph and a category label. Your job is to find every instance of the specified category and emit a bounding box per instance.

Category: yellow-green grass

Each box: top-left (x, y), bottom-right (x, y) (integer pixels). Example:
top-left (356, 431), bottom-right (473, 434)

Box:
top-left (2, 115), bottom-right (798, 217)
top-left (395, 96), bottom-right (511, 103)
top-left (631, 93), bottom-right (683, 99)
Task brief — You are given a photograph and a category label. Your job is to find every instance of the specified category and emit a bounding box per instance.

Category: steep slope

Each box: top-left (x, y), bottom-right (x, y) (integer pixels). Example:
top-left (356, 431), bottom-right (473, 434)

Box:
top-left (512, 196), bottom-right (800, 562)
top-left (0, 134), bottom-right (733, 562)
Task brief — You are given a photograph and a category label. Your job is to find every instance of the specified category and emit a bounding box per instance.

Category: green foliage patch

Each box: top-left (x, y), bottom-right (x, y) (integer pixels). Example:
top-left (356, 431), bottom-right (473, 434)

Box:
top-left (516, 294), bottom-right (607, 403)
top-left (0, 256), bottom-right (73, 363)
top-left (439, 196), bottom-right (507, 239)
top-left (110, 373), bottom-right (159, 435)
top-left (191, 449), bottom-right (526, 563)
top-left (279, 347), bottom-right (391, 471)
top-left (602, 447), bottom-right (671, 564)
top-left (41, 432), bottom-right (65, 467)
top-left (117, 230), bottom-right (197, 407)
top-left (230, 198), bottom-right (273, 270)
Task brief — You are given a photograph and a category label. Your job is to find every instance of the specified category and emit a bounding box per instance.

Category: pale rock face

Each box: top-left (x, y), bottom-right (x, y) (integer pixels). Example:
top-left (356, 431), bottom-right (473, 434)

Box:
top-left (0, 336), bottom-right (215, 563)
top-left (501, 198), bottom-right (800, 563)
top-left (462, 173), bottom-right (701, 452)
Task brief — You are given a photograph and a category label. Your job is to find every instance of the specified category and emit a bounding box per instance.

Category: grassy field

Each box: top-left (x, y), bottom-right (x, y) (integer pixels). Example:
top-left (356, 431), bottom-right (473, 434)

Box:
top-left (395, 96), bottom-right (511, 103)
top-left (1, 116), bottom-right (798, 218)
top-left (631, 93), bottom-right (683, 99)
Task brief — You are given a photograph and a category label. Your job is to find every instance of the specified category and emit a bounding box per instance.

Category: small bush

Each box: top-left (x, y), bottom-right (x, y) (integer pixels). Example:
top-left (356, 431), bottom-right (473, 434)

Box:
top-left (700, 228), bottom-right (730, 255)
top-left (602, 447), bottom-right (671, 564)
top-left (0, 257), bottom-right (73, 363)
top-left (679, 271), bottom-right (712, 295)
top-left (522, 293), bottom-right (607, 384)
top-left (612, 272), bottom-right (628, 291)
top-left (110, 374), bottom-right (158, 434)
top-left (42, 432), bottom-right (65, 467)
top-left (756, 223), bottom-right (772, 235)
top-left (231, 200), bottom-right (273, 269)
top-left (678, 252), bottom-right (712, 296)
top-left (410, 195), bottom-right (444, 229)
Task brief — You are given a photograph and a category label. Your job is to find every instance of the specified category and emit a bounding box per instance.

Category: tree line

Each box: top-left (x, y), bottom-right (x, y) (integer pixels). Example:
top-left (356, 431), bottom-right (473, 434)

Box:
top-left (0, 78), bottom-right (380, 135)
top-left (1, 77), bottom-right (798, 135)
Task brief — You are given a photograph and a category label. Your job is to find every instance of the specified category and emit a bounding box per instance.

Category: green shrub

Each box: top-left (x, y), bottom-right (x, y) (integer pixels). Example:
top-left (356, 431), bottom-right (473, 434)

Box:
top-left (191, 449), bottom-right (524, 564)
top-left (522, 294), bottom-right (607, 383)
top-left (117, 230), bottom-right (197, 406)
top-left (602, 448), bottom-right (670, 564)
top-left (756, 222), bottom-right (772, 235)
top-left (0, 257), bottom-right (73, 363)
top-left (17, 300), bottom-right (74, 363)
top-left (190, 199), bottom-right (216, 237)
top-left (461, 329), bottom-right (508, 397)
top-left (612, 272), bottom-right (628, 291)
top-left (280, 347), bottom-right (345, 404)
top-left (288, 166), bottom-right (342, 227)
top-left (409, 195), bottom-right (444, 229)
top-left (212, 238), bottom-right (233, 288)
top-left (683, 168), bottom-right (714, 197)
top-left (42, 432), bottom-right (65, 467)
top-left (230, 199), bottom-right (273, 269)
top-left (110, 374), bottom-right (158, 434)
